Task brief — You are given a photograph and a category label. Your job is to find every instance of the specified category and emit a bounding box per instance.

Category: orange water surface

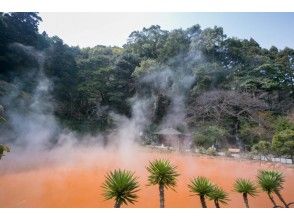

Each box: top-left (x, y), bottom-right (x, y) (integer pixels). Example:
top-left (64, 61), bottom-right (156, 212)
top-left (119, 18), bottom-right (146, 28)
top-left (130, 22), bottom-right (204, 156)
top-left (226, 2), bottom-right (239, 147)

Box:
top-left (0, 147), bottom-right (293, 208)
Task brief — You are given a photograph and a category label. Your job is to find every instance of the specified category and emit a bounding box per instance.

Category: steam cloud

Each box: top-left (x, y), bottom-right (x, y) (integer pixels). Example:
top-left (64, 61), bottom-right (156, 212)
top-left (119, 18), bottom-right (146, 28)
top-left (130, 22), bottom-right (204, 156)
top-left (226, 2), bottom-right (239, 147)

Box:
top-left (0, 41), bottom-right (201, 173)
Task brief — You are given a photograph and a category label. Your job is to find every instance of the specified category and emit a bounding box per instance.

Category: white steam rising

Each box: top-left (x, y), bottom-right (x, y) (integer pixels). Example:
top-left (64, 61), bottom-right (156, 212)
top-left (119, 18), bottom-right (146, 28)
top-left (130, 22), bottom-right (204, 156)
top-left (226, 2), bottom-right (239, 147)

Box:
top-left (0, 41), bottom-right (201, 173)
top-left (1, 43), bottom-right (60, 150)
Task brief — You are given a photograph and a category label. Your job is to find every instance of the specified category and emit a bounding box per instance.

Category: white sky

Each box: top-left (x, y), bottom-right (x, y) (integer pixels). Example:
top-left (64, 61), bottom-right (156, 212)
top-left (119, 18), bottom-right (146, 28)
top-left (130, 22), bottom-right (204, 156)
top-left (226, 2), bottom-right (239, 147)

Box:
top-left (38, 12), bottom-right (294, 49)
top-left (39, 13), bottom-right (178, 48)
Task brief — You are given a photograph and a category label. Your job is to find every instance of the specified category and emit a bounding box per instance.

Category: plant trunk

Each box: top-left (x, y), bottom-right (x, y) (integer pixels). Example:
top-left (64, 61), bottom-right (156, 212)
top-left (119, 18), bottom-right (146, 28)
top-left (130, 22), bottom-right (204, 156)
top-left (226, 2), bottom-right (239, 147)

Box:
top-left (242, 193), bottom-right (249, 208)
top-left (267, 192), bottom-right (278, 208)
top-left (214, 200), bottom-right (220, 208)
top-left (159, 184), bottom-right (165, 208)
top-left (274, 190), bottom-right (289, 208)
top-left (114, 200), bottom-right (121, 208)
top-left (200, 195), bottom-right (207, 208)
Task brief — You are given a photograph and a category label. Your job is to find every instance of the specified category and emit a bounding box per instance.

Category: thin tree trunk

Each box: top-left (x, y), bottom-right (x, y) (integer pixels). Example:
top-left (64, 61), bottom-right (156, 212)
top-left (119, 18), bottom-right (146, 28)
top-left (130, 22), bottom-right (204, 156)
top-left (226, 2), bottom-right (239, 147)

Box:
top-left (274, 190), bottom-right (289, 208)
top-left (114, 200), bottom-right (121, 208)
top-left (267, 193), bottom-right (278, 208)
top-left (200, 195), bottom-right (207, 208)
top-left (214, 200), bottom-right (220, 208)
top-left (159, 184), bottom-right (165, 208)
top-left (242, 193), bottom-right (249, 208)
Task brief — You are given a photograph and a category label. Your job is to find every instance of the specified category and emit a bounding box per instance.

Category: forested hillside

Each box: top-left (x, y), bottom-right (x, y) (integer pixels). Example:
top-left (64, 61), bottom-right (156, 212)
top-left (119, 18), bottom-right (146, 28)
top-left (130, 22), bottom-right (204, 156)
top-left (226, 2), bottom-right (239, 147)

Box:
top-left (0, 13), bottom-right (293, 160)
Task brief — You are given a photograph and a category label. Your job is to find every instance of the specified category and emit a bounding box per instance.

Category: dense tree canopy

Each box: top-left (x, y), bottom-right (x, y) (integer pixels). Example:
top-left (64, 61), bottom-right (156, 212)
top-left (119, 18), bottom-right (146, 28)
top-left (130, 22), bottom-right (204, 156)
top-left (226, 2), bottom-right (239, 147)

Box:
top-left (0, 13), bottom-right (293, 157)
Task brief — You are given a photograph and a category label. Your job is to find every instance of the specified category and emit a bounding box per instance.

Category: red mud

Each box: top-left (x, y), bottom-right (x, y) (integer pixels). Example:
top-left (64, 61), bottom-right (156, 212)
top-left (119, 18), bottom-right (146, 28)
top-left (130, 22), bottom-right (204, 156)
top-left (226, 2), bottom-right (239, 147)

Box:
top-left (0, 148), bottom-right (293, 208)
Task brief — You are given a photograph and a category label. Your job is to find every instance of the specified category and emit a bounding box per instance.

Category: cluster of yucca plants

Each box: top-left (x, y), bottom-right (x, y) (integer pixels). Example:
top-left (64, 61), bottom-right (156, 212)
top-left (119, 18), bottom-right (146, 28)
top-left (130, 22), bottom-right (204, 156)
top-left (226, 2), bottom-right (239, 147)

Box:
top-left (188, 176), bottom-right (229, 208)
top-left (101, 159), bottom-right (292, 208)
top-left (233, 170), bottom-right (291, 208)
top-left (101, 159), bottom-right (179, 208)
top-left (257, 170), bottom-right (291, 208)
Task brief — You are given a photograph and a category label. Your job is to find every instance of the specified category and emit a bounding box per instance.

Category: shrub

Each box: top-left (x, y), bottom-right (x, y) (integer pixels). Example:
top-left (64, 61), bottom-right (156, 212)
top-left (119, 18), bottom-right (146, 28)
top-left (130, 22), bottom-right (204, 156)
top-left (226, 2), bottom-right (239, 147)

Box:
top-left (193, 125), bottom-right (228, 148)
top-left (252, 141), bottom-right (272, 160)
top-left (272, 129), bottom-right (294, 163)
top-left (273, 117), bottom-right (294, 133)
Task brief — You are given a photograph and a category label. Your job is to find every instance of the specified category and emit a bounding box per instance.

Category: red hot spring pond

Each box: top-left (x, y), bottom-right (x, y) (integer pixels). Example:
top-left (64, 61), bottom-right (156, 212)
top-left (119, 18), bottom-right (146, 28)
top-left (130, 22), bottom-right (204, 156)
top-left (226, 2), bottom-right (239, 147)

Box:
top-left (0, 147), bottom-right (293, 208)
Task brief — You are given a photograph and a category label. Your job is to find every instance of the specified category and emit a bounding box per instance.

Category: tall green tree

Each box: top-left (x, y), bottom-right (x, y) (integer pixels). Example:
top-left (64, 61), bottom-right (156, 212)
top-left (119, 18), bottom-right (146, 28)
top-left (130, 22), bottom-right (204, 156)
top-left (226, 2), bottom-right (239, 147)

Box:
top-left (252, 141), bottom-right (272, 160)
top-left (158, 29), bottom-right (190, 62)
top-left (146, 159), bottom-right (179, 208)
top-left (0, 12), bottom-right (43, 74)
top-left (125, 25), bottom-right (168, 60)
top-left (272, 129), bottom-right (294, 164)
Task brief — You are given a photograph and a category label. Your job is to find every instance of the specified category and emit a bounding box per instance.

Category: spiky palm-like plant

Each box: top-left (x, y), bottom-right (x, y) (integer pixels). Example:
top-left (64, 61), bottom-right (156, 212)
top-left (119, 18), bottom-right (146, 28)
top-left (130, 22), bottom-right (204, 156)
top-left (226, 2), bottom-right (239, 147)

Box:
top-left (234, 178), bottom-right (257, 208)
top-left (257, 170), bottom-right (289, 208)
top-left (0, 144), bottom-right (10, 160)
top-left (146, 159), bottom-right (179, 208)
top-left (102, 169), bottom-right (140, 208)
top-left (188, 176), bottom-right (214, 208)
top-left (208, 185), bottom-right (229, 208)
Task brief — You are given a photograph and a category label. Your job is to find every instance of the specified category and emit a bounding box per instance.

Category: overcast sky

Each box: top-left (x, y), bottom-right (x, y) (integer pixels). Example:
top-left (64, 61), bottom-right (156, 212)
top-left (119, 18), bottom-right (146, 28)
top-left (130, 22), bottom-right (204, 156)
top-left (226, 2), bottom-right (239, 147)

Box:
top-left (38, 12), bottom-right (294, 49)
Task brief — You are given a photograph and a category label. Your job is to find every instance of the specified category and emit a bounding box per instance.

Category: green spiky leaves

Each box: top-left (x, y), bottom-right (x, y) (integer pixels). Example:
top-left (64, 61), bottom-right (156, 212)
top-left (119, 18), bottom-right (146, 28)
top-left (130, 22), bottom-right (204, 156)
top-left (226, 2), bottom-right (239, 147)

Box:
top-left (233, 178), bottom-right (258, 197)
top-left (146, 159), bottom-right (179, 190)
top-left (188, 176), bottom-right (214, 197)
top-left (208, 185), bottom-right (230, 204)
top-left (102, 169), bottom-right (140, 207)
top-left (257, 170), bottom-right (285, 193)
